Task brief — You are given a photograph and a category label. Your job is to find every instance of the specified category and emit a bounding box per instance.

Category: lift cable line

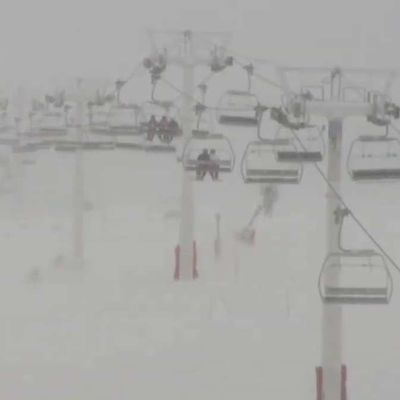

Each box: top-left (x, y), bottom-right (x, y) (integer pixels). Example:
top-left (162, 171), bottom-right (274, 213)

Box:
top-left (288, 126), bottom-right (400, 276)
top-left (158, 70), bottom-right (218, 108)
top-left (233, 57), bottom-right (283, 91)
top-left (101, 36), bottom-right (185, 101)
top-left (156, 40), bottom-right (289, 112)
top-left (160, 77), bottom-right (202, 106)
top-left (161, 75), bottom-right (268, 113)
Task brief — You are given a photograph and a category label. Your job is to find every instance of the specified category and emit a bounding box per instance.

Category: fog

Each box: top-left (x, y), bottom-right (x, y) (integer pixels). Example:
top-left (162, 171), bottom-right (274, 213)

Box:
top-left (0, 1), bottom-right (399, 399)
top-left (1, 0), bottom-right (399, 83)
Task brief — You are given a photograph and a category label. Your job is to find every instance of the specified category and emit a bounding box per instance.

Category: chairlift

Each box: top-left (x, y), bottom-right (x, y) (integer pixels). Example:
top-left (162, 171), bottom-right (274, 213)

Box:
top-left (140, 101), bottom-right (181, 132)
top-left (274, 126), bottom-right (325, 163)
top-left (217, 90), bottom-right (259, 126)
top-left (241, 139), bottom-right (303, 184)
top-left (140, 100), bottom-right (182, 152)
top-left (88, 107), bottom-right (110, 134)
top-left (29, 110), bottom-right (68, 137)
top-left (319, 207), bottom-right (393, 305)
top-left (182, 131), bottom-right (235, 178)
top-left (107, 104), bottom-right (142, 135)
top-left (319, 250), bottom-right (393, 305)
top-left (347, 131), bottom-right (400, 181)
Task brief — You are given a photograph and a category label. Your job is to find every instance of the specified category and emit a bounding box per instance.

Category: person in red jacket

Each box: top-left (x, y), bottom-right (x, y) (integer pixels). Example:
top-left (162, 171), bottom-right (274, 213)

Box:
top-left (147, 115), bottom-right (157, 141)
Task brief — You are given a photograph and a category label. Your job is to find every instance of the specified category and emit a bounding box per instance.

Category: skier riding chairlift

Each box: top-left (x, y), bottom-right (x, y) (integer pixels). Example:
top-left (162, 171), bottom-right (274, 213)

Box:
top-left (147, 115), bottom-right (158, 141)
top-left (196, 148), bottom-right (210, 180)
top-left (209, 148), bottom-right (220, 180)
top-left (157, 115), bottom-right (169, 140)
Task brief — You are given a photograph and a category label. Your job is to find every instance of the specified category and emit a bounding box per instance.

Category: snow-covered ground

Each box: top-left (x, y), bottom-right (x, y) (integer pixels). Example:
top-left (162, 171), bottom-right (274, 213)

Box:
top-left (0, 124), bottom-right (399, 400)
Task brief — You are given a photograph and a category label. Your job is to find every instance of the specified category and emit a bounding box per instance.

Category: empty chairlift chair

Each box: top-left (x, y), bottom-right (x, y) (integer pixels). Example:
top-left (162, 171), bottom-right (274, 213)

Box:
top-left (217, 90), bottom-right (260, 126)
top-left (182, 132), bottom-right (235, 179)
top-left (107, 105), bottom-right (141, 136)
top-left (241, 139), bottom-right (303, 184)
top-left (274, 126), bottom-right (325, 163)
top-left (88, 109), bottom-right (110, 134)
top-left (347, 134), bottom-right (400, 181)
top-left (319, 250), bottom-right (393, 305)
top-left (30, 110), bottom-right (68, 138)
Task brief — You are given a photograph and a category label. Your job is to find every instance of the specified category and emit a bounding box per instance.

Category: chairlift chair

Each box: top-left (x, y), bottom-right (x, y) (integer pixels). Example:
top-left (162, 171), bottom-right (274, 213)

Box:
top-left (217, 90), bottom-right (260, 126)
top-left (319, 249), bottom-right (393, 305)
top-left (29, 111), bottom-right (68, 137)
top-left (140, 101), bottom-right (182, 153)
top-left (241, 139), bottom-right (303, 184)
top-left (347, 133), bottom-right (400, 181)
top-left (88, 109), bottom-right (110, 134)
top-left (274, 126), bottom-right (325, 163)
top-left (182, 132), bottom-right (235, 176)
top-left (107, 105), bottom-right (141, 135)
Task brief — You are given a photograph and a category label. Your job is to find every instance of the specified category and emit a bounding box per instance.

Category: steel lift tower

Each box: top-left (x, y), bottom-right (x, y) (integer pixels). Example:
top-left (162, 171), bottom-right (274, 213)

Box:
top-left (146, 29), bottom-right (231, 280)
top-left (278, 66), bottom-right (397, 400)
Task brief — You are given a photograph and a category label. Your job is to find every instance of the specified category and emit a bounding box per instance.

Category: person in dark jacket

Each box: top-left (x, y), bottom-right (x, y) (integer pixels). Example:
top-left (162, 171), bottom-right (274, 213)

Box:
top-left (158, 115), bottom-right (170, 141)
top-left (196, 149), bottom-right (210, 180)
top-left (168, 118), bottom-right (180, 135)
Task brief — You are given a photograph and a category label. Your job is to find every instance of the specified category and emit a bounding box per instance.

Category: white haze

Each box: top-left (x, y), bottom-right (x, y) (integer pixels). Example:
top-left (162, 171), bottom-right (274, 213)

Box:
top-left (0, 0), bottom-right (399, 399)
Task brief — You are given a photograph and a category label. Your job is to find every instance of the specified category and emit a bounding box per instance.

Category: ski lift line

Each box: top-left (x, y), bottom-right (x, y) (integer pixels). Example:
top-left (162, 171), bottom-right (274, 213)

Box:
top-left (103, 37), bottom-right (183, 100)
top-left (160, 76), bottom-right (264, 113)
top-left (252, 70), bottom-right (283, 90)
top-left (160, 77), bottom-right (201, 104)
top-left (155, 69), bottom-right (217, 107)
top-left (288, 127), bottom-right (400, 276)
top-left (231, 56), bottom-right (283, 90)
top-left (92, 63), bottom-right (145, 102)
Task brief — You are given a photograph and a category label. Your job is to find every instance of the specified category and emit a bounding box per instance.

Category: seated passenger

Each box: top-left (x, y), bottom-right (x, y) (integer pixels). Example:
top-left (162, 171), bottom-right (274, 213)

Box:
top-left (158, 115), bottom-right (169, 132)
top-left (209, 149), bottom-right (220, 180)
top-left (196, 149), bottom-right (210, 180)
top-left (147, 115), bottom-right (157, 141)
top-left (167, 118), bottom-right (180, 135)
top-left (157, 115), bottom-right (170, 141)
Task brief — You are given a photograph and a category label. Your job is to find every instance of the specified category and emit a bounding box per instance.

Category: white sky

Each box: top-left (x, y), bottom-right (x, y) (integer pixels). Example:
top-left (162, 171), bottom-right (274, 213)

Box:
top-left (0, 0), bottom-right (399, 86)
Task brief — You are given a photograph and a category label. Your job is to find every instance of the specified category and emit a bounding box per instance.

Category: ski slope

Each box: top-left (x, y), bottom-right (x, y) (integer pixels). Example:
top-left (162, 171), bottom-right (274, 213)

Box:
top-left (0, 123), bottom-right (399, 400)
